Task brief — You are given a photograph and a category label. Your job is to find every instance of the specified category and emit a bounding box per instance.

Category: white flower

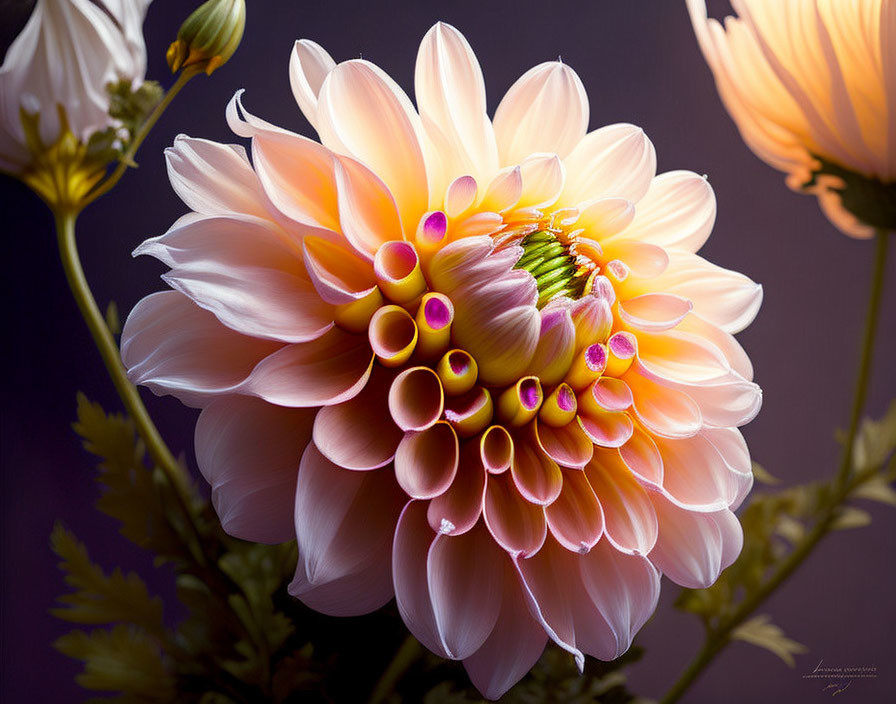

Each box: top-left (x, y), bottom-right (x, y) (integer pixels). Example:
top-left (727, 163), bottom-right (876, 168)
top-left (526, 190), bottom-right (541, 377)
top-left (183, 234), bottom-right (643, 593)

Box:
top-left (0, 0), bottom-right (152, 173)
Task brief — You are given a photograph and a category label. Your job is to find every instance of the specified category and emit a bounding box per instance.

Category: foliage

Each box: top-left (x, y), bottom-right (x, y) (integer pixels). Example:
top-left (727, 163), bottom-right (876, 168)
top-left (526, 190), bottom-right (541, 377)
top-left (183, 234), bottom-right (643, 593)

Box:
top-left (730, 615), bottom-right (807, 668)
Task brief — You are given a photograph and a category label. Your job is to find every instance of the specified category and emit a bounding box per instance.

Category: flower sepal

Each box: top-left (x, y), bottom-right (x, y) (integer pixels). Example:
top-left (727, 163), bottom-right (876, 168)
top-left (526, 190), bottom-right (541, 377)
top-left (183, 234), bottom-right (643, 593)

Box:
top-left (167, 0), bottom-right (246, 76)
top-left (804, 157), bottom-right (896, 232)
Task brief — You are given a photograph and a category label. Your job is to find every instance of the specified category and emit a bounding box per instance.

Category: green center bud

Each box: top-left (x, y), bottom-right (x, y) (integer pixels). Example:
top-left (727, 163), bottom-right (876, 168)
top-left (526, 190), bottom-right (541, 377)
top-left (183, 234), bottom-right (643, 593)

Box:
top-left (167, 0), bottom-right (247, 76)
top-left (514, 231), bottom-right (593, 308)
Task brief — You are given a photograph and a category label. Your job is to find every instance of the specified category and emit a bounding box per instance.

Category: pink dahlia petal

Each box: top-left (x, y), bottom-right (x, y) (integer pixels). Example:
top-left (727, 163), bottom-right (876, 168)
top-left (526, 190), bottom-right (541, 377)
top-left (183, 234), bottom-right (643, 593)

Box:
top-left (575, 197), bottom-right (636, 238)
top-left (143, 216), bottom-right (335, 344)
top-left (654, 433), bottom-right (738, 511)
top-left (493, 61), bottom-right (589, 165)
top-left (534, 418), bottom-right (594, 468)
top-left (238, 327), bottom-right (374, 407)
top-left (462, 561), bottom-right (548, 701)
top-left (414, 22), bottom-right (499, 191)
top-left (121, 291), bottom-right (281, 408)
top-left (510, 430), bottom-right (563, 506)
top-left (545, 469), bottom-right (605, 552)
top-left (427, 522), bottom-right (505, 659)
top-left (394, 422), bottom-right (459, 499)
top-left (601, 241), bottom-right (670, 279)
top-left (290, 443), bottom-right (405, 615)
top-left (302, 235), bottom-right (377, 306)
top-left (517, 153), bottom-right (566, 210)
top-left (702, 426), bottom-right (754, 510)
top-left (586, 450), bottom-right (658, 555)
top-left (165, 135), bottom-right (270, 218)
top-left (578, 540), bottom-right (661, 657)
top-left (334, 155), bottom-right (404, 259)
top-left (647, 493), bottom-right (739, 589)
top-left (195, 395), bottom-right (314, 543)
top-left (312, 366), bottom-right (403, 470)
top-left (618, 293), bottom-right (693, 332)
top-left (427, 442), bottom-right (487, 535)
top-left (289, 39), bottom-right (336, 131)
top-left (480, 166), bottom-right (523, 213)
top-left (617, 170), bottom-right (716, 253)
top-left (526, 305), bottom-right (576, 386)
top-left (514, 538), bottom-right (617, 668)
top-left (677, 312), bottom-right (754, 381)
top-left (618, 425), bottom-right (664, 486)
top-left (562, 123), bottom-right (657, 205)
top-left (317, 59), bottom-right (429, 231)
top-left (577, 409), bottom-right (634, 449)
top-left (484, 471), bottom-right (547, 557)
top-left (624, 365), bottom-right (703, 439)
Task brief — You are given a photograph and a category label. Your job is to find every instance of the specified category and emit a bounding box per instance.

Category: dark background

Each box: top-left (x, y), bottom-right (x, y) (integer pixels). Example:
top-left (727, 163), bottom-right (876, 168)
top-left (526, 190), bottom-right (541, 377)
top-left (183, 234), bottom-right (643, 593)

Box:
top-left (1, 1), bottom-right (894, 702)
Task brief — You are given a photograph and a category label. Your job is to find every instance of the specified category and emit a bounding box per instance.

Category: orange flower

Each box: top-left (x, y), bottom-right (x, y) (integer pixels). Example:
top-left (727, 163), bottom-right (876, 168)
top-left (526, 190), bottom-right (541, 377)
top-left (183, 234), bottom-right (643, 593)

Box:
top-left (123, 23), bottom-right (761, 698)
top-left (688, 0), bottom-right (896, 237)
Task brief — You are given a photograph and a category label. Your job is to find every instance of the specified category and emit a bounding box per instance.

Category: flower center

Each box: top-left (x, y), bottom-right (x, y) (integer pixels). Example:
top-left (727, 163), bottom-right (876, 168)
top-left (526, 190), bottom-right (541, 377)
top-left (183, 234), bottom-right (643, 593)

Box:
top-left (513, 230), bottom-right (596, 308)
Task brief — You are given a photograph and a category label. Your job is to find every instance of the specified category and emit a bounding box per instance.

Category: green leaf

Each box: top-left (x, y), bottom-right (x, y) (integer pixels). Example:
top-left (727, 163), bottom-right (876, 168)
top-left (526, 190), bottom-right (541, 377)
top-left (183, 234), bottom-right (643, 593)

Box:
top-left (50, 524), bottom-right (165, 638)
top-left (55, 625), bottom-right (174, 700)
top-left (751, 462), bottom-right (780, 485)
top-left (852, 478), bottom-right (896, 507)
top-left (831, 506), bottom-right (872, 530)
top-left (72, 393), bottom-right (193, 562)
top-left (853, 401), bottom-right (896, 473)
top-left (731, 614), bottom-right (808, 667)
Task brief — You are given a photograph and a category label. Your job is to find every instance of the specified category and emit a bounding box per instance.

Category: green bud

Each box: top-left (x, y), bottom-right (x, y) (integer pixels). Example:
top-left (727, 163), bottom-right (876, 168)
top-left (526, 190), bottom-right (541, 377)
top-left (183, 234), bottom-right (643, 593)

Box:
top-left (167, 0), bottom-right (246, 76)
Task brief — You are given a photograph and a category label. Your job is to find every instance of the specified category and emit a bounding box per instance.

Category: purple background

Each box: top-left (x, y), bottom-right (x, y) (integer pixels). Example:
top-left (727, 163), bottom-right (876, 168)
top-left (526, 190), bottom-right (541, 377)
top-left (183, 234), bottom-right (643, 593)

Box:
top-left (1, 1), bottom-right (894, 701)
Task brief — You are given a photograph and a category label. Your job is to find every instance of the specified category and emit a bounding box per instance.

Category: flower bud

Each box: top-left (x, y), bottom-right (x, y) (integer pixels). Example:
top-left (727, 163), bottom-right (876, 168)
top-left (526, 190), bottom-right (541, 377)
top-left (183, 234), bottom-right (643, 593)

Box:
top-left (167, 0), bottom-right (246, 76)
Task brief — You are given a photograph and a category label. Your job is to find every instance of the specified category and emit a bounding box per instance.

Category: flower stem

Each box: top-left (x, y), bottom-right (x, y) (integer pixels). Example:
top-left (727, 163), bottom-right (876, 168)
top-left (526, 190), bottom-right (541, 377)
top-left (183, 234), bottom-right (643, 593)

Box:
top-left (55, 208), bottom-right (206, 564)
top-left (659, 229), bottom-right (890, 704)
top-left (81, 66), bottom-right (200, 208)
top-left (367, 635), bottom-right (423, 704)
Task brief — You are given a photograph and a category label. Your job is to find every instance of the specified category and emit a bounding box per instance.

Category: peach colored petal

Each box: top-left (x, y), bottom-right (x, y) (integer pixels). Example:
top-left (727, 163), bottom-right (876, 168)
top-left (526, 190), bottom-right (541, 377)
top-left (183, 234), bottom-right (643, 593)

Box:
top-left (196, 395), bottom-right (314, 543)
top-left (510, 429), bottom-right (563, 506)
top-left (122, 291), bottom-right (282, 408)
top-left (427, 442), bottom-right (487, 536)
top-left (480, 166), bottom-right (523, 213)
top-left (165, 135), bottom-right (270, 218)
top-left (302, 235), bottom-right (376, 306)
top-left (334, 154), bottom-right (403, 259)
top-left (290, 443), bottom-right (405, 615)
top-left (635, 329), bottom-right (731, 384)
top-left (312, 366), bottom-right (402, 470)
top-left (577, 409), bottom-right (634, 449)
top-left (517, 153), bottom-right (566, 209)
top-left (462, 561), bottom-right (548, 700)
top-left (618, 425), bottom-right (664, 487)
top-left (415, 22), bottom-right (499, 190)
top-left (444, 175), bottom-right (478, 218)
top-left (562, 123), bottom-right (657, 206)
top-left (576, 197), bottom-right (636, 239)
top-left (624, 366), bottom-right (703, 438)
top-left (569, 290), bottom-right (614, 348)
top-left (677, 312), bottom-right (754, 381)
top-left (534, 417), bottom-right (594, 468)
top-left (544, 469), bottom-right (605, 553)
top-left (484, 471), bottom-right (547, 557)
top-left (494, 61), bottom-right (589, 165)
top-left (615, 170), bottom-right (716, 253)
top-left (618, 293), bottom-right (693, 332)
top-left (394, 421), bottom-right (459, 499)
top-left (654, 433), bottom-right (738, 511)
top-left (389, 366), bottom-right (444, 431)
top-left (586, 450), bottom-right (659, 555)
top-left (238, 327), bottom-right (374, 407)
top-left (602, 241), bottom-right (670, 279)
top-left (480, 425), bottom-right (513, 473)
top-left (590, 377), bottom-right (634, 412)
top-left (316, 60), bottom-right (429, 232)
top-left (289, 39), bottom-right (336, 131)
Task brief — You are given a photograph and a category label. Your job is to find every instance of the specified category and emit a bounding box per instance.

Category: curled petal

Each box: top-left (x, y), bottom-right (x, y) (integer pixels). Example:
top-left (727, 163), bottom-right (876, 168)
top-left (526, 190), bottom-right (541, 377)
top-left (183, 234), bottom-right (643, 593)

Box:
top-left (577, 409), bottom-right (634, 449)
top-left (445, 175), bottom-right (478, 218)
top-left (335, 155), bottom-right (403, 260)
top-left (303, 235), bottom-right (377, 307)
top-left (196, 396), bottom-right (314, 543)
top-left (480, 425), bottom-right (514, 473)
top-left (654, 434), bottom-right (737, 511)
top-left (618, 425), bottom-right (664, 486)
top-left (535, 418), bottom-right (594, 468)
top-left (544, 469), bottom-right (604, 553)
top-left (395, 421), bottom-right (459, 499)
top-left (389, 366), bottom-right (444, 431)
top-left (618, 293), bottom-right (693, 332)
top-left (624, 366), bottom-right (703, 439)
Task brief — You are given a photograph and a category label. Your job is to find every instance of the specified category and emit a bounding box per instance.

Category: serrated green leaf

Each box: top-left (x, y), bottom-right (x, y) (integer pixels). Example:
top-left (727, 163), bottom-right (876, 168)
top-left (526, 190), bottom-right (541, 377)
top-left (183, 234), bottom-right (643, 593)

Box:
top-left (752, 462), bottom-right (780, 485)
top-left (731, 614), bottom-right (808, 667)
top-left (50, 524), bottom-right (165, 637)
top-left (831, 506), bottom-right (872, 530)
top-left (852, 478), bottom-right (896, 507)
top-left (55, 625), bottom-right (174, 699)
top-left (853, 401), bottom-right (896, 472)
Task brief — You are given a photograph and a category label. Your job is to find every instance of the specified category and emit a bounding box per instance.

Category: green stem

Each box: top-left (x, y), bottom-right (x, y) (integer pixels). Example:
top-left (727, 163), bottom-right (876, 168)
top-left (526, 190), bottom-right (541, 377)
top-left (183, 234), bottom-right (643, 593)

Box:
top-left (659, 229), bottom-right (891, 704)
top-left (81, 67), bottom-right (200, 208)
top-left (367, 635), bottom-right (423, 704)
top-left (55, 209), bottom-right (206, 564)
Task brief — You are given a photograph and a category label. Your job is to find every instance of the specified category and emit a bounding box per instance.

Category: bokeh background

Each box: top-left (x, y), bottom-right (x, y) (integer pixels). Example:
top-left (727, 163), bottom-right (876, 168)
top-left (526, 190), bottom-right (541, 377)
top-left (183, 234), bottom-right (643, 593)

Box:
top-left (1, 0), bottom-right (894, 702)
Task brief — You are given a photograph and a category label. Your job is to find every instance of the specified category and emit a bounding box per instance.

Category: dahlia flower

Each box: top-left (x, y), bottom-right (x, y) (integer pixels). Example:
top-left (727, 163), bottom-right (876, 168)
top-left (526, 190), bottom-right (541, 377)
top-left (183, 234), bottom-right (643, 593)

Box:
top-left (122, 23), bottom-right (761, 698)
top-left (0, 0), bottom-right (152, 173)
top-left (687, 0), bottom-right (896, 238)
